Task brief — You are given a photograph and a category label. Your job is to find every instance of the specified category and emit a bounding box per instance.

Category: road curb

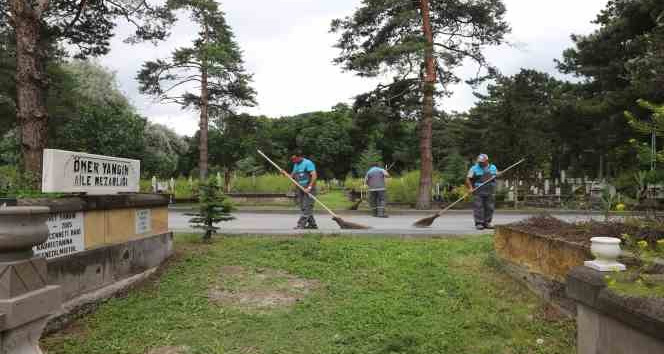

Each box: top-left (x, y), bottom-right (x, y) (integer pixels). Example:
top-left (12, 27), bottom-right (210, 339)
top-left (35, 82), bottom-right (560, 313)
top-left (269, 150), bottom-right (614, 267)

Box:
top-left (168, 206), bottom-right (638, 216)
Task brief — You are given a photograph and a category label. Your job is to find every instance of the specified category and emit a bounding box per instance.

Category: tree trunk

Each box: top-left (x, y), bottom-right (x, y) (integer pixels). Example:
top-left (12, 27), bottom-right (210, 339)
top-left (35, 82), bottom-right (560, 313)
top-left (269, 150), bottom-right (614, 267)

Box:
top-left (198, 24), bottom-right (209, 181)
top-left (416, 0), bottom-right (435, 210)
top-left (224, 169), bottom-right (232, 193)
top-left (11, 0), bottom-right (49, 187)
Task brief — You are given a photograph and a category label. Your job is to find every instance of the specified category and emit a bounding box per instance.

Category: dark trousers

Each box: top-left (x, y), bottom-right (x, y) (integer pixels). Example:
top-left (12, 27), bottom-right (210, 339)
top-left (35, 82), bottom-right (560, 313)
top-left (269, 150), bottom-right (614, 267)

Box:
top-left (369, 190), bottom-right (387, 216)
top-left (473, 190), bottom-right (495, 226)
top-left (296, 188), bottom-right (317, 227)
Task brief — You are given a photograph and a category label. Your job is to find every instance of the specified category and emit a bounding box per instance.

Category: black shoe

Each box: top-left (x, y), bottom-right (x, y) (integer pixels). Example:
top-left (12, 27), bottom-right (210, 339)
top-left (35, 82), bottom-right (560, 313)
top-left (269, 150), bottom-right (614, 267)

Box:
top-left (294, 217), bottom-right (307, 229)
top-left (305, 217), bottom-right (318, 229)
top-left (475, 224), bottom-right (485, 230)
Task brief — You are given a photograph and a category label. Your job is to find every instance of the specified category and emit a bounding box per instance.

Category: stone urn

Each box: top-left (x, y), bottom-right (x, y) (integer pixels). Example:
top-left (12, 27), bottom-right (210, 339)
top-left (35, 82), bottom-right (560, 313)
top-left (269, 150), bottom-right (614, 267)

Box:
top-left (585, 236), bottom-right (626, 272)
top-left (0, 206), bottom-right (50, 261)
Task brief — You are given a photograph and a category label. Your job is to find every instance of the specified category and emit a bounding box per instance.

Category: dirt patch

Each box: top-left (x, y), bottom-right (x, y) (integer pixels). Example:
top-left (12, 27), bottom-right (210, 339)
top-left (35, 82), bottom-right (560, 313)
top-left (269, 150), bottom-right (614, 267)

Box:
top-left (145, 346), bottom-right (190, 354)
top-left (509, 214), bottom-right (661, 247)
top-left (208, 266), bottom-right (319, 312)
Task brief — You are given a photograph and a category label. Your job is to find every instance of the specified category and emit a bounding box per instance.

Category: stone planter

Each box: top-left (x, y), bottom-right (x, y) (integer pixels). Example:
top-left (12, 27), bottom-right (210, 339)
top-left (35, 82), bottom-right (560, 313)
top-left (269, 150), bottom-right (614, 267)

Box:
top-left (0, 206), bottom-right (61, 354)
top-left (585, 237), bottom-right (626, 272)
top-left (0, 206), bottom-right (50, 261)
top-left (494, 225), bottom-right (592, 315)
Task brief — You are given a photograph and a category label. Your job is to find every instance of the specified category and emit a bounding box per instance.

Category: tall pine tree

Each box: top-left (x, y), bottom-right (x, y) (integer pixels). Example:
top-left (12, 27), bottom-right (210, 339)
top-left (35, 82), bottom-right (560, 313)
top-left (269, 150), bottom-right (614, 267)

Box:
top-left (331, 0), bottom-right (509, 209)
top-left (137, 0), bottom-right (256, 180)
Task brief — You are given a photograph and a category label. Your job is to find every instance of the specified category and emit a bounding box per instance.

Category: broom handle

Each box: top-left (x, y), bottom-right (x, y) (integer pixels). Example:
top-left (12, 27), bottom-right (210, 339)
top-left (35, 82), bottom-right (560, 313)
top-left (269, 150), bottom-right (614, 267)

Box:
top-left (437, 158), bottom-right (526, 216)
top-left (257, 149), bottom-right (339, 218)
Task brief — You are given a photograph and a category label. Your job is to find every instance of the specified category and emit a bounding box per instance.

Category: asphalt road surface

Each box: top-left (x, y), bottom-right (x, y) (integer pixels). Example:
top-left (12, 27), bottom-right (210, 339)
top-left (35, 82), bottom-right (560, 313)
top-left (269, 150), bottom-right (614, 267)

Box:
top-left (169, 210), bottom-right (602, 237)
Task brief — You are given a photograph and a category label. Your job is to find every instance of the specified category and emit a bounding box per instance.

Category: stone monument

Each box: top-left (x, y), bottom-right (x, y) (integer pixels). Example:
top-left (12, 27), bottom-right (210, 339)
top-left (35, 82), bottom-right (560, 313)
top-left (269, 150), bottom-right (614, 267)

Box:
top-left (0, 206), bottom-right (61, 353)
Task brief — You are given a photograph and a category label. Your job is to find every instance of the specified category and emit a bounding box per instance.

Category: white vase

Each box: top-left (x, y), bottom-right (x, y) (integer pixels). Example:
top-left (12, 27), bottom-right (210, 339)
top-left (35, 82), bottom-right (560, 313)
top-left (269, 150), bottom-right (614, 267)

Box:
top-left (585, 237), bottom-right (626, 272)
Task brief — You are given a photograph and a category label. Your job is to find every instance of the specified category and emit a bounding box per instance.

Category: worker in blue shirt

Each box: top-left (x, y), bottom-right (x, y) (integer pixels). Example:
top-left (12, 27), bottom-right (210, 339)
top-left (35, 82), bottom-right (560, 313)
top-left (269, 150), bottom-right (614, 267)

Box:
top-left (365, 162), bottom-right (390, 217)
top-left (290, 152), bottom-right (318, 229)
top-left (465, 153), bottom-right (498, 230)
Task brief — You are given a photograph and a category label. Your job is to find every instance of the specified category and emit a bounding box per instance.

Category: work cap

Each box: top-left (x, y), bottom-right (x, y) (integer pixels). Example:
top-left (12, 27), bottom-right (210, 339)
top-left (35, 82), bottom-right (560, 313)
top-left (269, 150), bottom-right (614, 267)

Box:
top-left (477, 154), bottom-right (489, 162)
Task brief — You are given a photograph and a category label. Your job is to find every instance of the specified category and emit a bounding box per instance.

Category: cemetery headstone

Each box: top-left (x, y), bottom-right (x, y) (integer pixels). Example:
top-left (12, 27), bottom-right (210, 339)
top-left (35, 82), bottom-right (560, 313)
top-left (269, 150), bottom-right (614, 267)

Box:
top-left (42, 149), bottom-right (140, 194)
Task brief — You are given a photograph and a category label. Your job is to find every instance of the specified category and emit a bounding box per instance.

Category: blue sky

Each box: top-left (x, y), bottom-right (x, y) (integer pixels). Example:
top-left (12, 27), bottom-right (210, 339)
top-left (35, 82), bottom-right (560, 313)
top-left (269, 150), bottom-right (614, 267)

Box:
top-left (100, 0), bottom-right (608, 136)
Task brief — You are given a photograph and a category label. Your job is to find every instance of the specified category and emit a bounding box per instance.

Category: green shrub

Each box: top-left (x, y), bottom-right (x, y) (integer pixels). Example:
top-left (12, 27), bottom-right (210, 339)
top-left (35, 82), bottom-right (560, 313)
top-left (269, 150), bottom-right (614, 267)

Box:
top-left (139, 179), bottom-right (152, 193)
top-left (174, 177), bottom-right (198, 199)
top-left (343, 175), bottom-right (364, 191)
top-left (387, 170), bottom-right (443, 203)
top-left (230, 174), bottom-right (293, 193)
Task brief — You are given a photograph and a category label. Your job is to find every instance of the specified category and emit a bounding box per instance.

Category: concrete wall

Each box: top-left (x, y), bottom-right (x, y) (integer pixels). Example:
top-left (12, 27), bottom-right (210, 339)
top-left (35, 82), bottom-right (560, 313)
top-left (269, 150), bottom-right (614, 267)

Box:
top-left (84, 206), bottom-right (168, 248)
top-left (495, 226), bottom-right (591, 282)
top-left (47, 232), bottom-right (172, 302)
top-left (494, 226), bottom-right (593, 315)
top-left (18, 194), bottom-right (173, 330)
top-left (577, 304), bottom-right (664, 354)
top-left (568, 266), bottom-right (664, 354)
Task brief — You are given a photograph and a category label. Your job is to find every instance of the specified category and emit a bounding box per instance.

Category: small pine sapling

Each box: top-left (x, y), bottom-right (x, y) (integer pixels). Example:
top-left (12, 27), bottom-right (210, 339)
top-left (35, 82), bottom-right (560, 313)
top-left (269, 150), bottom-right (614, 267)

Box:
top-left (187, 178), bottom-right (234, 241)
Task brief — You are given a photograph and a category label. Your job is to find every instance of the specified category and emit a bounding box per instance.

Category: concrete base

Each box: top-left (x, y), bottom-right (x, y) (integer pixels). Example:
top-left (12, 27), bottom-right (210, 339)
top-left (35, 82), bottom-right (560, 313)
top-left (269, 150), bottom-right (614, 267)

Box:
top-left (568, 266), bottom-right (664, 354)
top-left (584, 260), bottom-right (626, 272)
top-left (0, 317), bottom-right (48, 354)
top-left (578, 304), bottom-right (664, 354)
top-left (43, 232), bottom-right (172, 333)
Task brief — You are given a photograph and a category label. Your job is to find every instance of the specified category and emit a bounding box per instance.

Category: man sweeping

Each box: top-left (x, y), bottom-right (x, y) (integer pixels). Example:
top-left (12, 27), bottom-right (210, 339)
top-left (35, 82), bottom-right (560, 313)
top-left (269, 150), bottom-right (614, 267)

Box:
top-left (365, 162), bottom-right (390, 217)
top-left (291, 152), bottom-right (318, 229)
top-left (466, 154), bottom-right (498, 230)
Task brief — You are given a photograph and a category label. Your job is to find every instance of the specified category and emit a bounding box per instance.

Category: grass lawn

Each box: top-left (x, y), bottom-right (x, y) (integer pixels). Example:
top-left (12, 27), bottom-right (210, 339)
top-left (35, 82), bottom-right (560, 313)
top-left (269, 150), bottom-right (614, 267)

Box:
top-left (42, 235), bottom-right (575, 354)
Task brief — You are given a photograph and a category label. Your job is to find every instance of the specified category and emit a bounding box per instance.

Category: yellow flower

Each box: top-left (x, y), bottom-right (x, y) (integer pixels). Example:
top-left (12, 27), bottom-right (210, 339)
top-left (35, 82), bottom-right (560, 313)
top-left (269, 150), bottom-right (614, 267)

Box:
top-left (637, 240), bottom-right (648, 249)
top-left (615, 203), bottom-right (626, 211)
top-left (657, 239), bottom-right (664, 245)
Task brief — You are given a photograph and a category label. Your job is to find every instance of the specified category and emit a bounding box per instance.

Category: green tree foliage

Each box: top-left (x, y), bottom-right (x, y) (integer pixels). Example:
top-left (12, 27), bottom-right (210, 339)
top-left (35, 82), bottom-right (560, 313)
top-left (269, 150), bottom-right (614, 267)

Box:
top-left (331, 0), bottom-right (510, 209)
top-left (143, 123), bottom-right (189, 178)
top-left (354, 143), bottom-right (383, 177)
top-left (209, 113), bottom-right (259, 191)
top-left (2, 0), bottom-right (175, 179)
top-left (625, 99), bottom-right (664, 170)
top-left (0, 27), bottom-right (15, 138)
top-left (464, 69), bottom-right (559, 178)
top-left (440, 150), bottom-right (468, 187)
top-left (187, 178), bottom-right (234, 241)
top-left (137, 0), bottom-right (256, 180)
top-left (557, 0), bottom-right (664, 177)
top-left (47, 61), bottom-right (147, 159)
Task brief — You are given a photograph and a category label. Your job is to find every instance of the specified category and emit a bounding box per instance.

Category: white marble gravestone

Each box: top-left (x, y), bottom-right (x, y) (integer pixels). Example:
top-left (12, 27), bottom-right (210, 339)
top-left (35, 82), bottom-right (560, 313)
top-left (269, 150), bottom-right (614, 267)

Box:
top-left (42, 149), bottom-right (140, 194)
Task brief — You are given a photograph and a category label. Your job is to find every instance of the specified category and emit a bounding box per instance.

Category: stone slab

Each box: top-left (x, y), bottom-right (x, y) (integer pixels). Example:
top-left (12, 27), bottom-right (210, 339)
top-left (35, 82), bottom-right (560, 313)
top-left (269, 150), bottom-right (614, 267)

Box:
top-left (584, 260), bottom-right (626, 272)
top-left (577, 303), bottom-right (664, 354)
top-left (567, 266), bottom-right (664, 342)
top-left (0, 285), bottom-right (61, 331)
top-left (42, 149), bottom-right (140, 194)
top-left (0, 259), bottom-right (48, 299)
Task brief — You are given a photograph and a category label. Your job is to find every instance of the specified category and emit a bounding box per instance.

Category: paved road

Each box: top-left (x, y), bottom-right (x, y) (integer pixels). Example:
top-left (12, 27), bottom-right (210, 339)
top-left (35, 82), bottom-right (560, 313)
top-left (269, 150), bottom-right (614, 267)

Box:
top-left (169, 210), bottom-right (602, 237)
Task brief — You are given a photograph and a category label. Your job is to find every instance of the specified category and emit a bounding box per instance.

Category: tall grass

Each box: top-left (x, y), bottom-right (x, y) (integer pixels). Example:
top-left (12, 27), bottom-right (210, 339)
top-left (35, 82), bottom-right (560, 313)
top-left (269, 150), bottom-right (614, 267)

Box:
top-left (230, 174), bottom-right (293, 193)
top-left (387, 170), bottom-right (421, 203)
top-left (386, 170), bottom-right (444, 203)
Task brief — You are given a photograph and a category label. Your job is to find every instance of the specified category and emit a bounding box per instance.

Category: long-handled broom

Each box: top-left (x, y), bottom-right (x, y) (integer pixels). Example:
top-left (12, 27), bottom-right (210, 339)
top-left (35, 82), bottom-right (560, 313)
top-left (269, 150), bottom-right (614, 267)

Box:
top-left (413, 158), bottom-right (526, 228)
top-left (257, 149), bottom-right (371, 230)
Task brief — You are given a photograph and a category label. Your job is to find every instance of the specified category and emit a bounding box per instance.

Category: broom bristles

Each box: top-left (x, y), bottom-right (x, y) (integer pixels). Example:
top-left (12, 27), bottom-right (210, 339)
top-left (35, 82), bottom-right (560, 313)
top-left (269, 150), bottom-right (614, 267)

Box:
top-left (412, 213), bottom-right (440, 228)
top-left (332, 216), bottom-right (371, 230)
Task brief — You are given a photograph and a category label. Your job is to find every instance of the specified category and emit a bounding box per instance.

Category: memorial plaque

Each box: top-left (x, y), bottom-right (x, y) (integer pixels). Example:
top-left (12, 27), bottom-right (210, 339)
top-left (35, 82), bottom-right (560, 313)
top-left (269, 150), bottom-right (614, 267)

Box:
top-left (135, 209), bottom-right (152, 234)
top-left (42, 149), bottom-right (140, 194)
top-left (34, 212), bottom-right (85, 259)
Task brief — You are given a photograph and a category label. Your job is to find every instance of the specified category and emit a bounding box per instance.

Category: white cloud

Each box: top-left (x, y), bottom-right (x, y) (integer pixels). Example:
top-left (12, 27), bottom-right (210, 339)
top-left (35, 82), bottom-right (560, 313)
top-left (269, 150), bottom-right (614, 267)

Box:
top-left (99, 0), bottom-right (609, 136)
